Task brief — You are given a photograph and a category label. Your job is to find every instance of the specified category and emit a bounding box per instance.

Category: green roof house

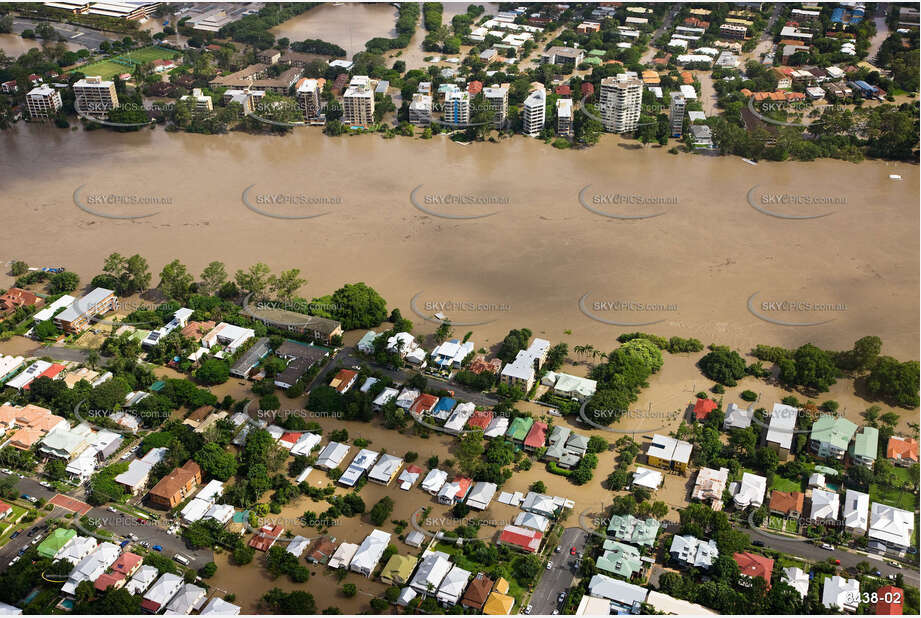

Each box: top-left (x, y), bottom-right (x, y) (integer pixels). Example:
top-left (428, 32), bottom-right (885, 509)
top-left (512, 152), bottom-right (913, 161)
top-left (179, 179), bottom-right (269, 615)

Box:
top-left (588, 49), bottom-right (606, 57)
top-left (810, 415), bottom-right (858, 460)
top-left (583, 56), bottom-right (602, 66)
top-left (38, 528), bottom-right (76, 559)
top-left (606, 514), bottom-right (661, 548)
top-left (506, 416), bottom-right (534, 444)
top-left (849, 426), bottom-right (879, 467)
top-left (596, 540), bottom-right (643, 579)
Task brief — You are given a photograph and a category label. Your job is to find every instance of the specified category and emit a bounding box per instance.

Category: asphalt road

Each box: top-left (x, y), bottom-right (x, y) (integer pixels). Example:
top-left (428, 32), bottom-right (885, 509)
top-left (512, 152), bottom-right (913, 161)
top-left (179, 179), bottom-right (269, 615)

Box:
top-left (0, 472), bottom-right (69, 567)
top-left (10, 17), bottom-right (119, 51)
top-left (742, 528), bottom-right (919, 586)
top-left (28, 345), bottom-right (90, 362)
top-left (528, 527), bottom-right (589, 615)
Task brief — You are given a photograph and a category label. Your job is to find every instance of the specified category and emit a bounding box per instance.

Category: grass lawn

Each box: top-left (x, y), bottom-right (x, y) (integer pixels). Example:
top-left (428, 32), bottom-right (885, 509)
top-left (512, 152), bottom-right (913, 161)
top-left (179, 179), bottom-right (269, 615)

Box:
top-left (78, 46), bottom-right (179, 80)
top-left (767, 515), bottom-right (798, 533)
top-left (434, 541), bottom-right (528, 602)
top-left (771, 475), bottom-right (802, 493)
top-left (0, 504), bottom-right (29, 546)
top-left (870, 482), bottom-right (919, 510)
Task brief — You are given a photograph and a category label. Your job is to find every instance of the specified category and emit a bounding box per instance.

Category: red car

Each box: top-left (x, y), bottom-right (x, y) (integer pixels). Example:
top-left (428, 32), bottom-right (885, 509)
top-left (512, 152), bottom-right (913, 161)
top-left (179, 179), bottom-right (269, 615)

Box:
top-left (570, 547), bottom-right (577, 555)
top-left (834, 559), bottom-right (841, 565)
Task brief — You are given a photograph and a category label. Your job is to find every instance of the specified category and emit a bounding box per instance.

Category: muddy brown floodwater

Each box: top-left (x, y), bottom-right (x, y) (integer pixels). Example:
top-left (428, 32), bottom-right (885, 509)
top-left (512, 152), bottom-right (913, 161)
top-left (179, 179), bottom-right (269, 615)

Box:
top-left (269, 3), bottom-right (399, 60)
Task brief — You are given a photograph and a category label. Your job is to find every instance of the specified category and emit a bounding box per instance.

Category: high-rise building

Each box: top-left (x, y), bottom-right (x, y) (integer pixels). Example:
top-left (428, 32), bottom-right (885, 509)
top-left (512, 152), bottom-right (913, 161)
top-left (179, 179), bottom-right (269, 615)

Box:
top-left (343, 75), bottom-right (374, 128)
top-left (599, 75), bottom-right (643, 133)
top-left (72, 76), bottom-right (118, 114)
top-left (483, 85), bottom-right (509, 127)
top-left (444, 89), bottom-right (470, 126)
top-left (556, 98), bottom-right (573, 137)
top-left (522, 88), bottom-right (546, 137)
top-left (408, 93), bottom-right (432, 126)
top-left (179, 88), bottom-right (213, 113)
top-left (669, 92), bottom-right (686, 137)
top-left (26, 84), bottom-right (62, 119)
top-left (297, 78), bottom-right (320, 121)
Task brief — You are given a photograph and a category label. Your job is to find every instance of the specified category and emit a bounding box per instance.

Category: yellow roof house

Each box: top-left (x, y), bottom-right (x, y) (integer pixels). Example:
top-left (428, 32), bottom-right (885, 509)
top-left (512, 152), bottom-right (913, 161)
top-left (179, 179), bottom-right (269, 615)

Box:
top-left (483, 591), bottom-right (515, 615)
top-left (380, 554), bottom-right (418, 585)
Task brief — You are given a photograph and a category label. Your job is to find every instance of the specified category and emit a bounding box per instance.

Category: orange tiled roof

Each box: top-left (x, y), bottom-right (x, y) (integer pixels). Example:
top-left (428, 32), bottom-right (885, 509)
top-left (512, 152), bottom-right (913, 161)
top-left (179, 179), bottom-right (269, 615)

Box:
top-left (887, 437), bottom-right (919, 462)
top-left (769, 491), bottom-right (804, 515)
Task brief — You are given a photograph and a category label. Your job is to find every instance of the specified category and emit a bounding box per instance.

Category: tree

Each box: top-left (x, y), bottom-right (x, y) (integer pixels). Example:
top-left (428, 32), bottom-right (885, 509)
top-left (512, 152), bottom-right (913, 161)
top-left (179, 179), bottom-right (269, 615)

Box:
top-left (195, 358), bottom-right (230, 385)
top-left (199, 261), bottom-right (228, 295)
top-left (235, 262), bottom-right (272, 298)
top-left (10, 260), bottom-right (28, 276)
top-left (44, 458), bottom-right (66, 481)
top-left (456, 431), bottom-right (485, 475)
top-left (159, 259), bottom-right (193, 301)
top-left (866, 357), bottom-right (920, 408)
top-left (786, 344), bottom-right (838, 392)
top-left (342, 583), bottom-right (357, 598)
top-left (269, 269), bottom-right (306, 300)
top-left (49, 271), bottom-right (80, 293)
top-left (323, 282), bottom-right (388, 329)
top-left (699, 346), bottom-right (746, 386)
top-left (369, 496), bottom-right (394, 525)
top-left (194, 443), bottom-right (238, 481)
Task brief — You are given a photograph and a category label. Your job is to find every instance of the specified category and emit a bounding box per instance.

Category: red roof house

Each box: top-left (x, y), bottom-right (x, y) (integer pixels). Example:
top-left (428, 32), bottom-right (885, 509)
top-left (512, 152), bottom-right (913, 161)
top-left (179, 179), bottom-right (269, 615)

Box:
top-left (95, 572), bottom-right (126, 592)
top-left (555, 84), bottom-right (571, 96)
top-left (693, 397), bottom-right (717, 421)
top-left (887, 437), bottom-right (919, 464)
top-left (279, 432), bottom-right (301, 448)
top-left (249, 524), bottom-right (285, 552)
top-left (330, 369), bottom-right (357, 393)
top-left (111, 552), bottom-right (143, 577)
top-left (467, 80), bottom-right (483, 95)
top-left (499, 525), bottom-right (543, 553)
top-left (0, 501), bottom-right (11, 519)
top-left (876, 585), bottom-right (903, 615)
top-left (25, 363), bottom-right (65, 390)
top-left (733, 552), bottom-right (774, 589)
top-left (524, 421), bottom-right (548, 450)
top-left (467, 410), bottom-right (494, 431)
top-left (410, 393), bottom-right (439, 416)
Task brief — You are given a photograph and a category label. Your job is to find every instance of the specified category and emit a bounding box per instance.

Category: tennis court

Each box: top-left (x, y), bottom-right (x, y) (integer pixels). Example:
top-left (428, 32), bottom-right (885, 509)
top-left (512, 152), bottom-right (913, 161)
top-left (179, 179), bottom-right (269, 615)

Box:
top-left (49, 494), bottom-right (93, 516)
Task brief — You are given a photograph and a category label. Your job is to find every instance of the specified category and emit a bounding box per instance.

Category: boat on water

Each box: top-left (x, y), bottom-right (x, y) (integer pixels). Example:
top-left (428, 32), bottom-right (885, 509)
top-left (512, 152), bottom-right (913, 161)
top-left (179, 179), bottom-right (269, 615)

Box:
top-left (742, 158), bottom-right (757, 166)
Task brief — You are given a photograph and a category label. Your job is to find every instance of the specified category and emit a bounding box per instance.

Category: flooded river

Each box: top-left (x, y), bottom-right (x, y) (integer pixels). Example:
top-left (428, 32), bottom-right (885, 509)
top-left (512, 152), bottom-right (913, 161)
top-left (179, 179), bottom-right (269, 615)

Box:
top-left (270, 3), bottom-right (399, 59)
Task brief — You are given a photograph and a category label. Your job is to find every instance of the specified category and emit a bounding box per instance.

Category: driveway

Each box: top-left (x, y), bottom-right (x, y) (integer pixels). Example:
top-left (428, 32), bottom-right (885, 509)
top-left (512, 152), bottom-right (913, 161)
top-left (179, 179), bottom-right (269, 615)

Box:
top-left (528, 527), bottom-right (589, 615)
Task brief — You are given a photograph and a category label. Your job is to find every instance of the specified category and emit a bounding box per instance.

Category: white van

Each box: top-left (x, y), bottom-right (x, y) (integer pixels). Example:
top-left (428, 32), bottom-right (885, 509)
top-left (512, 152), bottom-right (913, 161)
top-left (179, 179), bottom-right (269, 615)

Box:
top-left (174, 554), bottom-right (191, 566)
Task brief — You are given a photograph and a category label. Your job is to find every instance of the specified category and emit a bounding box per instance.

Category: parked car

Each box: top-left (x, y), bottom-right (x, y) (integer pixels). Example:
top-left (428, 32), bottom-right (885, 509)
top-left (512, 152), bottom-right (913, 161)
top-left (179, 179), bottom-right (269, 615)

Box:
top-left (107, 506), bottom-right (117, 513)
top-left (546, 561), bottom-right (553, 570)
top-left (152, 545), bottom-right (162, 552)
top-left (570, 546), bottom-right (577, 555)
top-left (10, 531), bottom-right (20, 539)
top-left (821, 543), bottom-right (834, 550)
top-left (752, 539), bottom-right (765, 547)
top-left (523, 605), bottom-right (532, 615)
top-left (555, 546), bottom-right (561, 553)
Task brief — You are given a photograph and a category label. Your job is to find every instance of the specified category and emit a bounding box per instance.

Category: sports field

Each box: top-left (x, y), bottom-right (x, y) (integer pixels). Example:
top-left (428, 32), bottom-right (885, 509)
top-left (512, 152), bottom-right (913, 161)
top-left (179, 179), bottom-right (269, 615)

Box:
top-left (77, 46), bottom-right (179, 80)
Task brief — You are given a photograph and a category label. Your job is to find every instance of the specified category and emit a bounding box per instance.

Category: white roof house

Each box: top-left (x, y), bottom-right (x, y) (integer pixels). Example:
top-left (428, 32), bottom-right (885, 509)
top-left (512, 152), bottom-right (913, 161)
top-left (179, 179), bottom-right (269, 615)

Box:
top-left (500, 338), bottom-right (550, 388)
top-left (645, 591), bottom-right (718, 615)
top-left (405, 530), bottom-right (426, 548)
top-left (733, 472), bottom-right (767, 509)
top-left (514, 511), bottom-right (550, 532)
top-left (164, 583), bottom-right (206, 615)
top-left (369, 454), bottom-right (403, 485)
top-left (180, 498), bottom-right (211, 524)
top-left (810, 488), bottom-right (840, 522)
top-left (692, 467), bottom-right (729, 507)
top-left (286, 535), bottom-right (310, 558)
top-left (632, 467), bottom-right (663, 490)
top-left (842, 489), bottom-right (870, 533)
top-left (373, 387), bottom-right (399, 408)
top-left (410, 550), bottom-right (453, 596)
top-left (679, 84), bottom-right (697, 100)
top-left (56, 535), bottom-right (97, 564)
top-left (588, 574), bottom-right (648, 608)
top-left (143, 573), bottom-right (184, 612)
top-left (541, 371), bottom-right (597, 400)
top-left (723, 403), bottom-right (754, 429)
top-left (670, 535), bottom-right (718, 569)
top-left (115, 447), bottom-right (168, 492)
top-left (203, 503), bottom-right (235, 524)
top-left (350, 529), bottom-right (391, 576)
top-left (466, 481), bottom-right (497, 510)
top-left (521, 491), bottom-right (558, 518)
top-left (868, 502), bottom-right (915, 550)
top-left (822, 575), bottom-right (860, 612)
top-left (289, 432), bottom-right (322, 456)
top-left (430, 339), bottom-right (475, 368)
top-left (444, 402), bottom-right (475, 434)
top-left (124, 564), bottom-right (158, 595)
top-left (484, 415), bottom-right (509, 438)
top-left (339, 448), bottom-right (379, 487)
top-left (62, 542), bottom-right (120, 595)
top-left (359, 377), bottom-right (379, 393)
top-left (5, 360), bottom-right (52, 390)
top-left (782, 566), bottom-right (810, 598)
top-left (200, 597), bottom-right (242, 615)
top-left (767, 403), bottom-right (798, 450)
top-left (201, 322), bottom-right (254, 352)
top-left (421, 468), bottom-right (448, 494)
top-left (33, 294), bottom-right (75, 323)
top-left (436, 565), bottom-right (471, 606)
top-left (398, 466), bottom-right (422, 490)
top-left (396, 388), bottom-right (421, 409)
top-left (328, 542), bottom-right (359, 569)
top-left (316, 442), bottom-right (350, 469)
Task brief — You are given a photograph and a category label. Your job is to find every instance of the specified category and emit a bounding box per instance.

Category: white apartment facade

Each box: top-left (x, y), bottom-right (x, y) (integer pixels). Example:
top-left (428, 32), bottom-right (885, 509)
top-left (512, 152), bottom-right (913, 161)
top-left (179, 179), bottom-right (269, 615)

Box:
top-left (343, 75), bottom-right (374, 128)
top-left (26, 84), bottom-right (63, 119)
top-left (73, 76), bottom-right (119, 114)
top-left (600, 75), bottom-right (643, 133)
top-left (522, 88), bottom-right (546, 136)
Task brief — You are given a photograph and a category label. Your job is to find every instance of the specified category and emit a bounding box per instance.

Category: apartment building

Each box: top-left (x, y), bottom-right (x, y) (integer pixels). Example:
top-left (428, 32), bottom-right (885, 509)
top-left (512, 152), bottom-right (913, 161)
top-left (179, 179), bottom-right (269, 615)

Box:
top-left (26, 84), bottom-right (63, 119)
top-left (148, 460), bottom-right (202, 509)
top-left (54, 287), bottom-right (117, 333)
top-left (72, 76), bottom-right (119, 114)
top-left (719, 23), bottom-right (748, 39)
top-left (444, 89), bottom-right (471, 125)
top-left (600, 75), bottom-right (643, 133)
top-left (483, 85), bottom-right (509, 127)
top-left (408, 93), bottom-right (432, 126)
top-left (556, 97), bottom-right (573, 136)
top-left (499, 338), bottom-right (550, 391)
top-left (343, 75), bottom-right (374, 127)
top-left (179, 88), bottom-right (213, 112)
top-left (522, 88), bottom-right (546, 137)
top-left (209, 64), bottom-right (301, 94)
top-left (668, 92), bottom-right (686, 137)
top-left (296, 78), bottom-right (320, 121)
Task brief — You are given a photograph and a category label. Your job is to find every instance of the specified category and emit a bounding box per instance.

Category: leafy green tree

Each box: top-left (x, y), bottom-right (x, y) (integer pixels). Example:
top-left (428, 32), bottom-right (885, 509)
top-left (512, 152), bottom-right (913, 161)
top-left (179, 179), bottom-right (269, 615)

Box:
top-left (199, 261), bottom-right (228, 295)
top-left (194, 442), bottom-right (238, 481)
top-left (49, 271), bottom-right (80, 293)
top-left (159, 259), bottom-right (194, 301)
top-left (195, 358), bottom-right (230, 385)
